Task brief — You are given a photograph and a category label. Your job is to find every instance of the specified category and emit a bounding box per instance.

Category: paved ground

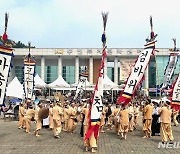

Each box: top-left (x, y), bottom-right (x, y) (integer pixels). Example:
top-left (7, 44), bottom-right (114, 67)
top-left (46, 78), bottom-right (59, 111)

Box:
top-left (0, 118), bottom-right (179, 154)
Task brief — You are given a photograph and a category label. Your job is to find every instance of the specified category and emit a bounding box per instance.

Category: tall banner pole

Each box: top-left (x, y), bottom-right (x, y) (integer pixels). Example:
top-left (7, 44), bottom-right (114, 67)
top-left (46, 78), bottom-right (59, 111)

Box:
top-left (117, 16), bottom-right (157, 105)
top-left (23, 42), bottom-right (36, 105)
top-left (161, 39), bottom-right (179, 91)
top-left (84, 12), bottom-right (108, 141)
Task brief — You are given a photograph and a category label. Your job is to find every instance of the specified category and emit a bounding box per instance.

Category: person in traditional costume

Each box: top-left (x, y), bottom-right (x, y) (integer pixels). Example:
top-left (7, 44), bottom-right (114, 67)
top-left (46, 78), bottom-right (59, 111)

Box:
top-left (22, 103), bottom-right (27, 129)
top-left (151, 102), bottom-right (160, 136)
top-left (128, 103), bottom-right (134, 132)
top-left (34, 102), bottom-right (43, 137)
top-left (83, 12), bottom-right (108, 153)
top-left (172, 108), bottom-right (179, 127)
top-left (107, 103), bottom-right (113, 130)
top-left (80, 108), bottom-right (85, 137)
top-left (112, 104), bottom-right (121, 135)
top-left (119, 103), bottom-right (129, 140)
top-left (158, 101), bottom-right (174, 143)
top-left (67, 103), bottom-right (78, 133)
top-left (62, 103), bottom-right (69, 132)
top-left (133, 104), bottom-right (139, 129)
top-left (80, 101), bottom-right (87, 137)
top-left (100, 105), bottom-right (106, 133)
top-left (49, 102), bottom-right (54, 130)
top-left (82, 103), bottom-right (98, 153)
top-left (76, 102), bottom-right (82, 122)
top-left (81, 103), bottom-right (90, 151)
top-left (24, 105), bottom-right (35, 133)
top-left (142, 99), bottom-right (154, 138)
top-left (54, 92), bottom-right (60, 102)
top-left (52, 102), bottom-right (63, 138)
top-left (18, 103), bottom-right (25, 129)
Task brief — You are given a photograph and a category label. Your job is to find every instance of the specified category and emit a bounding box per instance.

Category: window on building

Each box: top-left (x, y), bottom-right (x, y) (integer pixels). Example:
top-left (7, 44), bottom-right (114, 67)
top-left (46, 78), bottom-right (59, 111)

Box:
top-left (62, 66), bottom-right (75, 84)
top-left (148, 57), bottom-right (156, 88)
top-left (118, 67), bottom-right (120, 85)
top-left (45, 66), bottom-right (58, 84)
top-left (15, 66), bottom-right (23, 84)
top-left (35, 66), bottom-right (41, 77)
top-left (153, 56), bottom-right (180, 87)
top-left (107, 67), bottom-right (114, 82)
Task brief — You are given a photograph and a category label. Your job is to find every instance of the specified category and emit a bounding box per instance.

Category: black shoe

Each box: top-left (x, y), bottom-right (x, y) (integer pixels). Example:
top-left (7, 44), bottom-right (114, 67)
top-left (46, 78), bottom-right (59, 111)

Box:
top-left (54, 135), bottom-right (60, 139)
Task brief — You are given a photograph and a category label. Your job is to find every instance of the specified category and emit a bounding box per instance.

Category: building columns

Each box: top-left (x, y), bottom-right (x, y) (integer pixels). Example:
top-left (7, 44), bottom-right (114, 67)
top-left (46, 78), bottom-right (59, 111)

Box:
top-left (58, 56), bottom-right (62, 77)
top-left (144, 66), bottom-right (149, 96)
top-left (41, 56), bottom-right (45, 81)
top-left (114, 57), bottom-right (118, 84)
top-left (104, 57), bottom-right (107, 77)
top-left (89, 56), bottom-right (93, 84)
top-left (75, 56), bottom-right (79, 83)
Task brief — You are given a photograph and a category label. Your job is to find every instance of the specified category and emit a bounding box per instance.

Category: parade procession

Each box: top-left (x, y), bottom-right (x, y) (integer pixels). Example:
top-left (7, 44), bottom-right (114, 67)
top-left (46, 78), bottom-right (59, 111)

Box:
top-left (0, 1), bottom-right (180, 154)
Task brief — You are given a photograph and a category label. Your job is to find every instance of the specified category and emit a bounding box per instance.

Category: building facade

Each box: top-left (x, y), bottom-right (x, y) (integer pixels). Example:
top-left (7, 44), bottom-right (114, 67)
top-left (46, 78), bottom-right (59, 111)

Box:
top-left (10, 48), bottom-right (180, 93)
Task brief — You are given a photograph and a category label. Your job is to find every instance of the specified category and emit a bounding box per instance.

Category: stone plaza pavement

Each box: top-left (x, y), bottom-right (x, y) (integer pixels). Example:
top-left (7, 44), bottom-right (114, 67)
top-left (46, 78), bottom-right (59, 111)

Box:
top-left (0, 119), bottom-right (179, 154)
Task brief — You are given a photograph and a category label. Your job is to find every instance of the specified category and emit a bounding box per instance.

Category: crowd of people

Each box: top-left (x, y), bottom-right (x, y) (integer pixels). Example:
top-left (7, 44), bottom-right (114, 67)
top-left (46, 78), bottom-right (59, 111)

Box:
top-left (12, 92), bottom-right (180, 153)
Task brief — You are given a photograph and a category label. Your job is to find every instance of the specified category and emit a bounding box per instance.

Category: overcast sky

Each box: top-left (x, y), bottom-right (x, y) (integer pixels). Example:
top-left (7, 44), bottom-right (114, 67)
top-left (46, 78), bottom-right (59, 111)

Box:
top-left (0, 0), bottom-right (180, 48)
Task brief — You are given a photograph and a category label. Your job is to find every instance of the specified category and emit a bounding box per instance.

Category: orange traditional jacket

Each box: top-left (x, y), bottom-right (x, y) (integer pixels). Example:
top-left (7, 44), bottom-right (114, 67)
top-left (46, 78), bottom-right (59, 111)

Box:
top-left (143, 104), bottom-right (154, 120)
top-left (52, 105), bottom-right (63, 120)
top-left (159, 106), bottom-right (172, 124)
top-left (119, 109), bottom-right (129, 125)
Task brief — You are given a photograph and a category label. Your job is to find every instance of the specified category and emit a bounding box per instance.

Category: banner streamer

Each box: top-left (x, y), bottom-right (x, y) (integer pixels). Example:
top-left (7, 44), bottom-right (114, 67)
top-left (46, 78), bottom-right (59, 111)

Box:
top-left (117, 16), bottom-right (157, 105)
top-left (23, 43), bottom-right (36, 102)
top-left (84, 46), bottom-right (106, 140)
top-left (74, 76), bottom-right (88, 100)
top-left (85, 12), bottom-right (108, 140)
top-left (0, 47), bottom-right (13, 105)
top-left (0, 13), bottom-right (14, 105)
top-left (161, 39), bottom-right (179, 90)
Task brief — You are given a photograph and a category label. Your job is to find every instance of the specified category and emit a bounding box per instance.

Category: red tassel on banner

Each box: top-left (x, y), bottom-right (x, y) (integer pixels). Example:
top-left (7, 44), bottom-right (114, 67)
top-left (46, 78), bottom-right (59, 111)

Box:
top-left (2, 32), bottom-right (8, 41)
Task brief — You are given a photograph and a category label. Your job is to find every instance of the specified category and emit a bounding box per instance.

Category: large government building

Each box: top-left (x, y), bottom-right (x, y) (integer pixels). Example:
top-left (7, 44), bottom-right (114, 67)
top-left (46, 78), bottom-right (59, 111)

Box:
top-left (10, 48), bottom-right (180, 93)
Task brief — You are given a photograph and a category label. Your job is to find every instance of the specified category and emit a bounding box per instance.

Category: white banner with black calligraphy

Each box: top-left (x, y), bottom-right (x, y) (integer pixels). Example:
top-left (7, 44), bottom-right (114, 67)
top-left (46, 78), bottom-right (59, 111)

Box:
top-left (0, 47), bottom-right (13, 105)
top-left (117, 42), bottom-right (155, 105)
top-left (161, 53), bottom-right (178, 90)
top-left (74, 76), bottom-right (87, 100)
top-left (91, 70), bottom-right (103, 122)
top-left (84, 48), bottom-right (106, 140)
top-left (24, 64), bottom-right (35, 100)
